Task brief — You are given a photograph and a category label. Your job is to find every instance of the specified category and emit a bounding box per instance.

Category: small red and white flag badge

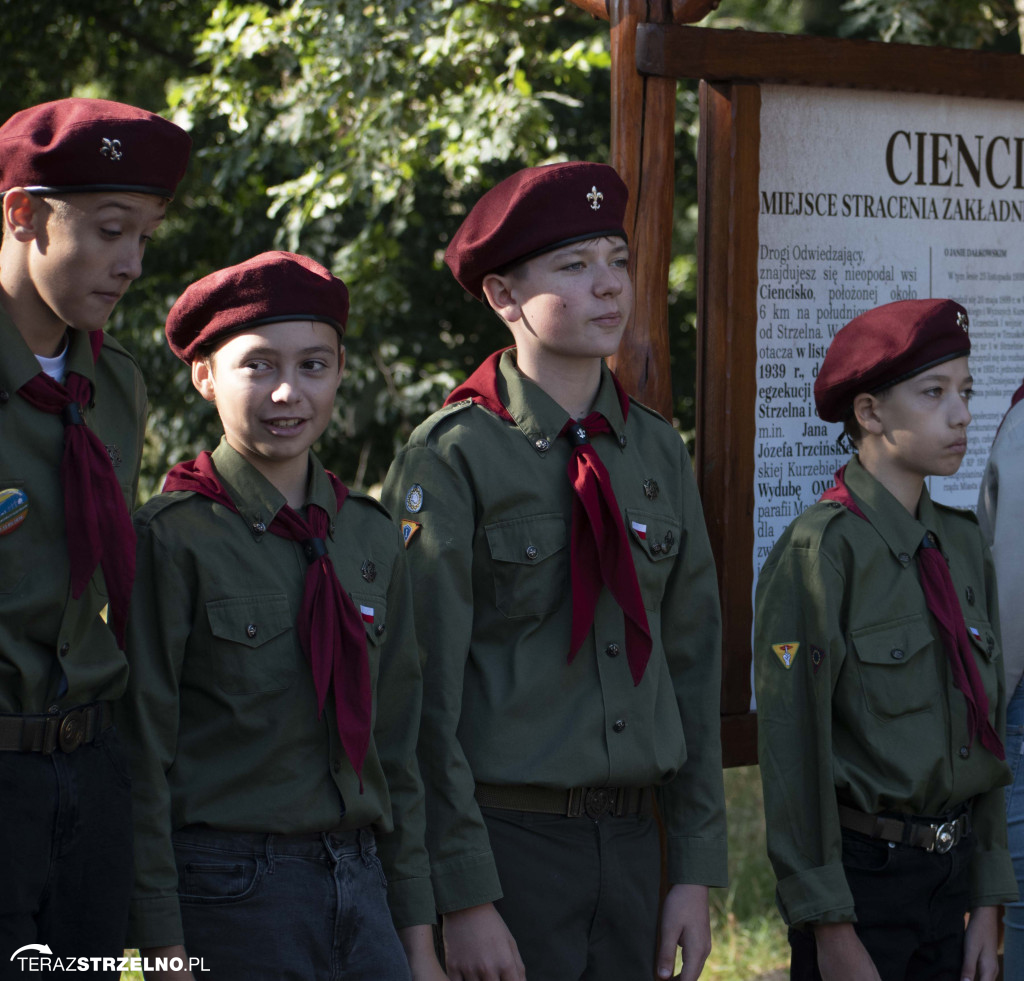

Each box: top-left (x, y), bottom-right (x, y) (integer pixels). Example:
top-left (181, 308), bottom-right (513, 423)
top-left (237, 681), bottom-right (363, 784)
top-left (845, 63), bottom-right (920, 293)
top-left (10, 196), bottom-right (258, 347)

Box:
top-left (360, 604), bottom-right (374, 624)
top-left (772, 642), bottom-right (799, 669)
top-left (968, 626), bottom-right (982, 641)
top-left (810, 645), bottom-right (825, 674)
top-left (401, 519), bottom-right (421, 548)
top-left (630, 520), bottom-right (647, 540)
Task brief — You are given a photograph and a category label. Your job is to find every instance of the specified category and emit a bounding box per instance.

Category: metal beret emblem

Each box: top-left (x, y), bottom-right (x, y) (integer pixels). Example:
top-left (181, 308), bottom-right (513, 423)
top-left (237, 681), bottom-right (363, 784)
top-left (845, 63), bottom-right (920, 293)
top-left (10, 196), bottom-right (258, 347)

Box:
top-left (100, 138), bottom-right (123, 161)
top-left (956, 310), bottom-right (969, 332)
top-left (587, 186), bottom-right (603, 211)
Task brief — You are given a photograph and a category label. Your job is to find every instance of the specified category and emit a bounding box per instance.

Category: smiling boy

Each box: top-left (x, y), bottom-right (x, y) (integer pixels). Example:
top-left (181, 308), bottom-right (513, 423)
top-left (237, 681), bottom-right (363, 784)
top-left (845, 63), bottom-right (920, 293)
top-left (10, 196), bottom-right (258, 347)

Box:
top-left (754, 299), bottom-right (1017, 981)
top-left (382, 162), bottom-right (727, 981)
top-left (0, 98), bottom-right (190, 974)
top-left (117, 252), bottom-right (443, 981)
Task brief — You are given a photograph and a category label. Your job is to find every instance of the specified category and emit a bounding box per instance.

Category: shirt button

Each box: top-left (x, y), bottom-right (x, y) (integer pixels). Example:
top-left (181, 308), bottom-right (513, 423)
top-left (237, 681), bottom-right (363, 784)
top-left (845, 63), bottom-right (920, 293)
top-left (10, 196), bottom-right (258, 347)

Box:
top-left (252, 520), bottom-right (266, 535)
top-left (618, 435), bottom-right (627, 448)
top-left (525, 545), bottom-right (539, 560)
top-left (48, 704), bottom-right (61, 715)
top-left (898, 552), bottom-right (910, 564)
top-left (59, 642), bottom-right (70, 658)
top-left (375, 623), bottom-right (385, 637)
top-left (965, 586), bottom-right (975, 605)
top-left (959, 745), bottom-right (970, 759)
top-left (890, 648), bottom-right (904, 660)
top-left (613, 719), bottom-right (626, 733)
top-left (0, 390), bottom-right (8, 404)
top-left (246, 623), bottom-right (257, 639)
top-left (605, 643), bottom-right (620, 658)
top-left (332, 759), bottom-right (342, 773)
top-left (534, 438), bottom-right (550, 452)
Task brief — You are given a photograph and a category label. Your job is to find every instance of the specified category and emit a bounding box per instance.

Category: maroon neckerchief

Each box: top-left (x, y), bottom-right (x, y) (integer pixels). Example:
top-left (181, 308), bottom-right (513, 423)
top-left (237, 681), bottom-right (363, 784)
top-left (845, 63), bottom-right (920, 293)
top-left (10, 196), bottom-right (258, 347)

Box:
top-left (820, 465), bottom-right (1004, 760)
top-left (163, 452), bottom-right (373, 788)
top-left (446, 350), bottom-right (652, 685)
top-left (16, 329), bottom-right (134, 647)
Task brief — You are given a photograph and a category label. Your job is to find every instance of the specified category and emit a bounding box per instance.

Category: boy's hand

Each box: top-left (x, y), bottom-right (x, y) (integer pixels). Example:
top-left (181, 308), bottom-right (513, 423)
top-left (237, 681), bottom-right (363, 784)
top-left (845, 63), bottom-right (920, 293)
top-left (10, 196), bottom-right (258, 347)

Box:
top-left (961, 905), bottom-right (999, 981)
top-left (656, 884), bottom-right (711, 980)
top-left (812, 923), bottom-right (882, 981)
top-left (140, 945), bottom-right (196, 981)
top-left (442, 902), bottom-right (526, 981)
top-left (398, 923), bottom-right (449, 981)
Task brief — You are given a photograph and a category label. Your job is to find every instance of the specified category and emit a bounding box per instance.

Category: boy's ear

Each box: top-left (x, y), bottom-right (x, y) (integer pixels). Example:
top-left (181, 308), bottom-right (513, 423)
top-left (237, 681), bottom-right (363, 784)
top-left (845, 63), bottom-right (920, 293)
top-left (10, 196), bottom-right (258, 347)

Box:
top-left (191, 357), bottom-right (217, 403)
top-left (481, 272), bottom-right (522, 323)
top-left (2, 189), bottom-right (43, 243)
top-left (852, 391), bottom-right (885, 436)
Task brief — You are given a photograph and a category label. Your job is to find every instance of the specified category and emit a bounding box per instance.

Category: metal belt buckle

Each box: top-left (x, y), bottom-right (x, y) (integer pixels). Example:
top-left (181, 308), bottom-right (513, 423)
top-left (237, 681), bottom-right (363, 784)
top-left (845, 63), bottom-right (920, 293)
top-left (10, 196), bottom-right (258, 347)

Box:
top-left (58, 710), bottom-right (85, 752)
top-left (583, 788), bottom-right (613, 819)
top-left (930, 820), bottom-right (957, 854)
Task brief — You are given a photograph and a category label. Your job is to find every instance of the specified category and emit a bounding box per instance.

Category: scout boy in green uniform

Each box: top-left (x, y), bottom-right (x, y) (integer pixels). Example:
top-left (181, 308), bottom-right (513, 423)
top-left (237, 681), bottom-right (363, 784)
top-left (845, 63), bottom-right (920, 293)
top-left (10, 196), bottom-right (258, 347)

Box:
top-left (382, 162), bottom-right (727, 981)
top-left (0, 98), bottom-right (190, 975)
top-left (117, 252), bottom-right (444, 981)
top-left (754, 299), bottom-right (1017, 981)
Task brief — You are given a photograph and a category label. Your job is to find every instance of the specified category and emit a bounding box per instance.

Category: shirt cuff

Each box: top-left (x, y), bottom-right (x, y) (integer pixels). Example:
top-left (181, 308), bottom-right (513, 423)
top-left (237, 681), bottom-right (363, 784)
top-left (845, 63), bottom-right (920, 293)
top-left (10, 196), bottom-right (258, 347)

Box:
top-left (388, 874), bottom-right (438, 930)
top-left (126, 895), bottom-right (185, 950)
top-left (970, 845), bottom-right (1020, 908)
top-left (775, 864), bottom-right (856, 927)
top-left (431, 852), bottom-right (504, 915)
top-left (666, 835), bottom-right (729, 888)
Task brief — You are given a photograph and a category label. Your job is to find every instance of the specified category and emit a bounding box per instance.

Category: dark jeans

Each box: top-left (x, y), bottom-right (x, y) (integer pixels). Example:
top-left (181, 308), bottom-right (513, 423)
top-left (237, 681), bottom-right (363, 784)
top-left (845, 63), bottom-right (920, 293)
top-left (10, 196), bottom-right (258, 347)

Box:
top-left (0, 728), bottom-right (133, 981)
top-left (174, 826), bottom-right (411, 981)
top-left (790, 826), bottom-right (975, 981)
top-left (479, 806), bottom-right (661, 981)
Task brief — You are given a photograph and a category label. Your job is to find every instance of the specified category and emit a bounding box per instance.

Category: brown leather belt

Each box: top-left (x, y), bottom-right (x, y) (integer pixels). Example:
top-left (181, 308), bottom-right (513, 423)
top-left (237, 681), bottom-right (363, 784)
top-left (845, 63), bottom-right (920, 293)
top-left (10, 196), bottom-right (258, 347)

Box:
top-left (0, 702), bottom-right (113, 754)
top-left (838, 803), bottom-right (971, 854)
top-left (475, 783), bottom-right (651, 820)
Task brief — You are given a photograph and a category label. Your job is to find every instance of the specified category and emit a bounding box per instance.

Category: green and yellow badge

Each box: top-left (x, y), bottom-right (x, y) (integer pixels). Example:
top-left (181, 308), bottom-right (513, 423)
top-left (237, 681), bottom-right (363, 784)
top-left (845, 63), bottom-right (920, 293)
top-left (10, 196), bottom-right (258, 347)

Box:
top-left (772, 642), bottom-right (799, 669)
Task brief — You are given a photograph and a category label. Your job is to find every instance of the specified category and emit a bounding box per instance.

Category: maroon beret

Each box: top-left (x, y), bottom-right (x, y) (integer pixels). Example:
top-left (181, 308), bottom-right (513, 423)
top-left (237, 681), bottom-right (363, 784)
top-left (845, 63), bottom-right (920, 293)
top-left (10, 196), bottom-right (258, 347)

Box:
top-left (814, 298), bottom-right (971, 422)
top-left (166, 251), bottom-right (350, 362)
top-left (445, 161), bottom-right (628, 299)
top-left (0, 97), bottom-right (191, 199)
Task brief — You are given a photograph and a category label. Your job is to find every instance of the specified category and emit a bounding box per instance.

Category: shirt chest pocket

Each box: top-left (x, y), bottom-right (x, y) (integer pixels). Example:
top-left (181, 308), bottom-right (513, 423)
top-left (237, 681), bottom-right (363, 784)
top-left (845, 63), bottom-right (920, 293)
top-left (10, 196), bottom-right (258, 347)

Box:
top-left (485, 513), bottom-right (567, 619)
top-left (626, 507), bottom-right (681, 612)
top-left (205, 593), bottom-right (296, 695)
top-left (850, 616), bottom-right (937, 721)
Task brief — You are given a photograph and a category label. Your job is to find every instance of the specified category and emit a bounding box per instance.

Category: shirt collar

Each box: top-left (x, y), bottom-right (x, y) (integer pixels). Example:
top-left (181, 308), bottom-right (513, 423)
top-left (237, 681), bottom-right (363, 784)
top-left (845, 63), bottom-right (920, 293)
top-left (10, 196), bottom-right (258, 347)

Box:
top-left (497, 348), bottom-right (628, 454)
top-left (210, 437), bottom-right (337, 534)
top-left (843, 455), bottom-right (930, 565)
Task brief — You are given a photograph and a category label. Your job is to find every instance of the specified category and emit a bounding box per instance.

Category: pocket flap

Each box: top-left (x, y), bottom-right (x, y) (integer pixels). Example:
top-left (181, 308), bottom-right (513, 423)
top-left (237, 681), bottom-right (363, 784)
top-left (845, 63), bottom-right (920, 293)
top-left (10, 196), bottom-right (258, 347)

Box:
top-left (625, 507), bottom-right (680, 562)
top-left (206, 594), bottom-right (293, 648)
top-left (350, 590), bottom-right (388, 647)
top-left (485, 513), bottom-right (566, 566)
top-left (851, 616), bottom-right (933, 666)
top-left (965, 619), bottom-right (998, 661)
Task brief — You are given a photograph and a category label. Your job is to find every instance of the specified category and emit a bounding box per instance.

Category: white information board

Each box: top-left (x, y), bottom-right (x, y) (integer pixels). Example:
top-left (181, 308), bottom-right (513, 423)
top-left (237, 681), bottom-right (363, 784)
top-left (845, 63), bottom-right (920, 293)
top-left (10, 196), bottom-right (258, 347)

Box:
top-left (754, 84), bottom-right (1024, 580)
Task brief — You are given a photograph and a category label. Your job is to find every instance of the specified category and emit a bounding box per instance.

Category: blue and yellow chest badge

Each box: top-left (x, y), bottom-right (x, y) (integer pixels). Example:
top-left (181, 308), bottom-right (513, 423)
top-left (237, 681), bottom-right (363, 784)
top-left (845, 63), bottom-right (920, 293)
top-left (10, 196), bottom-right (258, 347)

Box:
top-left (401, 519), bottom-right (421, 548)
top-left (404, 484), bottom-right (424, 513)
top-left (0, 488), bottom-right (28, 536)
top-left (772, 642), bottom-right (799, 669)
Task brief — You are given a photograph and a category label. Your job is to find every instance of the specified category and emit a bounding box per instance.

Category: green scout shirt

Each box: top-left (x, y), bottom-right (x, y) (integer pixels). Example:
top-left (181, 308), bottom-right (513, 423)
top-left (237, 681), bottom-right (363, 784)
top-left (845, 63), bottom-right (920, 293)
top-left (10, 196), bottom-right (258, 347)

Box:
top-left (118, 440), bottom-right (434, 947)
top-left (754, 455), bottom-right (1016, 927)
top-left (381, 349), bottom-right (728, 914)
top-left (0, 309), bottom-right (145, 713)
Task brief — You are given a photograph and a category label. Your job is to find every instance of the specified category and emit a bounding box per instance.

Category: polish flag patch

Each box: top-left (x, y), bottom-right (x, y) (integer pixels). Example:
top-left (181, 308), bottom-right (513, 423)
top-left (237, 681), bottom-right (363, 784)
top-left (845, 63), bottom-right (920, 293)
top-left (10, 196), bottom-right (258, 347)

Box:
top-left (360, 605), bottom-right (374, 624)
top-left (631, 521), bottom-right (647, 539)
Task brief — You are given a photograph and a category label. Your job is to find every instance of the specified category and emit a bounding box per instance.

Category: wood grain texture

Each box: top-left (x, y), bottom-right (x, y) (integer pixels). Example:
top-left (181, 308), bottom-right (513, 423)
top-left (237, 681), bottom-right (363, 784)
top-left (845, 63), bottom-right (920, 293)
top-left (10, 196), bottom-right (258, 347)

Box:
top-left (637, 23), bottom-right (1024, 98)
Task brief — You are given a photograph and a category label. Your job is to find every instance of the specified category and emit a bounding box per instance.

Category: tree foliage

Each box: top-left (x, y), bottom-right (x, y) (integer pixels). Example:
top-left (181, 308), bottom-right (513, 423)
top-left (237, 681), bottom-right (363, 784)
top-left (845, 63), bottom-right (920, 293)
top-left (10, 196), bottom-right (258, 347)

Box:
top-left (1, 0), bottom-right (1020, 496)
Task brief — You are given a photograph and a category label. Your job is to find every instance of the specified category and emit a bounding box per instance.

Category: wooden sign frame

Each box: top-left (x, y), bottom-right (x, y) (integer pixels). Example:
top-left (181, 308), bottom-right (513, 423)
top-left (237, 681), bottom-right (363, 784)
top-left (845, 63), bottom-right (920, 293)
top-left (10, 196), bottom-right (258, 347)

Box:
top-left (568, 2), bottom-right (1024, 766)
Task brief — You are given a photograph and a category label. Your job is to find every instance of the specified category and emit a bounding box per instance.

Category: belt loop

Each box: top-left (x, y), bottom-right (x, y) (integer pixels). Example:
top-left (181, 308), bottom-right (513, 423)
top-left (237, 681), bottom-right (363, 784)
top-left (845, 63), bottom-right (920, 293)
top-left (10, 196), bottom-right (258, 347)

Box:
top-left (359, 828), bottom-right (375, 866)
top-left (42, 715), bottom-right (60, 755)
top-left (264, 834), bottom-right (276, 875)
top-left (566, 787), bottom-right (584, 817)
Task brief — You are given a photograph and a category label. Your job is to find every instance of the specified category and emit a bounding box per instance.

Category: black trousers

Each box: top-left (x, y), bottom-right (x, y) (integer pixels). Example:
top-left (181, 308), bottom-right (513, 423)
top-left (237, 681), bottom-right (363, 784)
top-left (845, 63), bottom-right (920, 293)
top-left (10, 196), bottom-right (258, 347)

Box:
top-left (790, 827), bottom-right (975, 981)
top-left (0, 728), bottom-right (133, 981)
top-left (478, 806), bottom-right (662, 981)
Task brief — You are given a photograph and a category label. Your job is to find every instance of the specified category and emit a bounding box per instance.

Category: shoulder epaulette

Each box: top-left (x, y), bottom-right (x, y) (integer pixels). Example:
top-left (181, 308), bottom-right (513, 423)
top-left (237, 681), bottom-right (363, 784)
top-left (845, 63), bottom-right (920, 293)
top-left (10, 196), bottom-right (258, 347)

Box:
top-left (933, 499), bottom-right (979, 524)
top-left (628, 396), bottom-right (672, 427)
top-left (345, 488), bottom-right (392, 521)
top-left (785, 499), bottom-right (851, 551)
top-left (132, 489), bottom-right (193, 529)
top-left (409, 398), bottom-right (477, 445)
top-left (97, 330), bottom-right (142, 371)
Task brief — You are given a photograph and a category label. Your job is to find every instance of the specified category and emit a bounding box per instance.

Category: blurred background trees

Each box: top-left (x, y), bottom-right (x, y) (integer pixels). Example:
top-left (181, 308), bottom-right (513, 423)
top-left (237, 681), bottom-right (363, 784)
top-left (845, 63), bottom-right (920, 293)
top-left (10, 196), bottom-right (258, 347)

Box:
top-left (2, 0), bottom-right (1020, 496)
